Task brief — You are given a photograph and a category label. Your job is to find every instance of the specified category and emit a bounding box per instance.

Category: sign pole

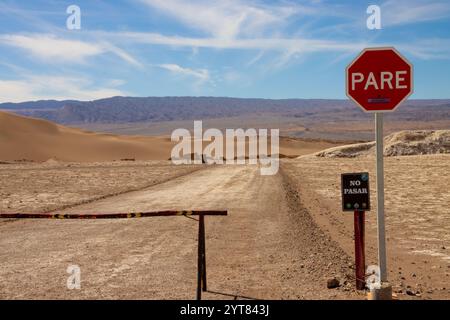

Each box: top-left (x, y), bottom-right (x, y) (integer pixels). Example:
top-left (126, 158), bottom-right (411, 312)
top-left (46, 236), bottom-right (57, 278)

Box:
top-left (375, 112), bottom-right (387, 283)
top-left (372, 112), bottom-right (393, 300)
top-left (354, 210), bottom-right (366, 290)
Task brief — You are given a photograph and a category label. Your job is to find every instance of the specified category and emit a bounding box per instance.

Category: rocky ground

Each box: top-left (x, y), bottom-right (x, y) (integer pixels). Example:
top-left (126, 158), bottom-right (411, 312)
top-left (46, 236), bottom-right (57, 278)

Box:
top-left (0, 164), bottom-right (362, 300)
top-left (0, 156), bottom-right (448, 300)
top-left (0, 160), bottom-right (200, 214)
top-left (283, 155), bottom-right (450, 300)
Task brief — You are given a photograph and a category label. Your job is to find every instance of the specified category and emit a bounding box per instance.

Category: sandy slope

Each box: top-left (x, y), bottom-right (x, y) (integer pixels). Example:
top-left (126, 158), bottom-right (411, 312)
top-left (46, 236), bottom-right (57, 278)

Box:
top-left (0, 165), bottom-right (361, 300)
top-left (0, 111), bottom-right (343, 162)
top-left (0, 111), bottom-right (174, 162)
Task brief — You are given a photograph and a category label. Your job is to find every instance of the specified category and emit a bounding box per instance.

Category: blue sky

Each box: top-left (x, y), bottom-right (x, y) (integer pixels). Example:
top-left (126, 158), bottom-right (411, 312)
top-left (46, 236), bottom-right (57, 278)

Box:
top-left (0, 0), bottom-right (449, 102)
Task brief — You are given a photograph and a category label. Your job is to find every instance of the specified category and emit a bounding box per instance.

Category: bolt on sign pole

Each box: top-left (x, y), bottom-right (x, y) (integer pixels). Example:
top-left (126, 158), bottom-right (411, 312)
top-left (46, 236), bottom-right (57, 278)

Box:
top-left (375, 112), bottom-right (387, 282)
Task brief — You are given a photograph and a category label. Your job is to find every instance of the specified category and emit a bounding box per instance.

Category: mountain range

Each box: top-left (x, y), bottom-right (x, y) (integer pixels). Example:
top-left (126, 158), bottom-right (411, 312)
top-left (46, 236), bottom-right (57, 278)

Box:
top-left (1, 97), bottom-right (449, 125)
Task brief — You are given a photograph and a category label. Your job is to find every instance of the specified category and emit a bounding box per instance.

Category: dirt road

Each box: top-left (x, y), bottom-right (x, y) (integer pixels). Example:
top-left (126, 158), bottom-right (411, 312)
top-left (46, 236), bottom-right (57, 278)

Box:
top-left (0, 165), bottom-right (361, 300)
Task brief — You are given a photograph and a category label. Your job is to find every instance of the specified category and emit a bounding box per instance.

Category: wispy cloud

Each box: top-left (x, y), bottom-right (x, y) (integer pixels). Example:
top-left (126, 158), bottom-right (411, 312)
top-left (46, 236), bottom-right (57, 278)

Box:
top-left (95, 26), bottom-right (450, 63)
top-left (0, 34), bottom-right (141, 66)
top-left (397, 39), bottom-right (450, 60)
top-left (0, 75), bottom-right (128, 103)
top-left (0, 2), bottom-right (62, 33)
top-left (0, 34), bottom-right (102, 62)
top-left (104, 31), bottom-right (367, 54)
top-left (99, 42), bottom-right (143, 67)
top-left (382, 0), bottom-right (450, 26)
top-left (157, 63), bottom-right (210, 83)
top-left (139, 0), bottom-right (301, 39)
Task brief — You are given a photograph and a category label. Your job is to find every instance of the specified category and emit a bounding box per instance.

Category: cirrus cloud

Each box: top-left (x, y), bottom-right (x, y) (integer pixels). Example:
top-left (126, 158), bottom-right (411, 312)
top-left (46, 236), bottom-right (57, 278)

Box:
top-left (0, 34), bottom-right (142, 66)
top-left (0, 75), bottom-right (129, 103)
top-left (157, 63), bottom-right (210, 82)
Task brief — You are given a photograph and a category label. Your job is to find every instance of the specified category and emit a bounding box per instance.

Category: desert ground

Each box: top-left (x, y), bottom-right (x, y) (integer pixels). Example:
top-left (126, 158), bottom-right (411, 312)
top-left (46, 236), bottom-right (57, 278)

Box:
top-left (0, 163), bottom-right (363, 300)
top-left (0, 156), bottom-right (448, 300)
top-left (0, 110), bottom-right (448, 300)
top-left (283, 154), bottom-right (450, 299)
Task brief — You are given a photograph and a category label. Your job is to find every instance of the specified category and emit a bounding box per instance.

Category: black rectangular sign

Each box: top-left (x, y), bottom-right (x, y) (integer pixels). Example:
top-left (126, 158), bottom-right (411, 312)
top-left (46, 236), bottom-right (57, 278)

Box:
top-left (341, 172), bottom-right (370, 211)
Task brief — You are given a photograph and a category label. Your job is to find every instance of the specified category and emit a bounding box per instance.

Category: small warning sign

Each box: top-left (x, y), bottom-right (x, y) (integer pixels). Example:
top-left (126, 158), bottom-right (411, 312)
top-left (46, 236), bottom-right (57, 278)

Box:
top-left (341, 172), bottom-right (370, 211)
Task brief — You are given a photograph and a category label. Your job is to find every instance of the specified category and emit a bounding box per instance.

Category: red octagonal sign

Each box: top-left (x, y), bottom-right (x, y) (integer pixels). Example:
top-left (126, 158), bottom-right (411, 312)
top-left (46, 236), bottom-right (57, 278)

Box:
top-left (346, 47), bottom-right (413, 112)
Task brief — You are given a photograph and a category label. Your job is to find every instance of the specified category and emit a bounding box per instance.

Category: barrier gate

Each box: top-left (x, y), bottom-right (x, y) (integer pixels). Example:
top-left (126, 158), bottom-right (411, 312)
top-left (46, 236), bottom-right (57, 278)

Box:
top-left (0, 210), bottom-right (228, 300)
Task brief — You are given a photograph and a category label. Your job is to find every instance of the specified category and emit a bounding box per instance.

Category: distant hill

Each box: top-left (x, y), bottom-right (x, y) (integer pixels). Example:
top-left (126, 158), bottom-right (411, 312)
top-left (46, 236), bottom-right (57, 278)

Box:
top-left (0, 100), bottom-right (77, 111)
top-left (2, 96), bottom-right (448, 125)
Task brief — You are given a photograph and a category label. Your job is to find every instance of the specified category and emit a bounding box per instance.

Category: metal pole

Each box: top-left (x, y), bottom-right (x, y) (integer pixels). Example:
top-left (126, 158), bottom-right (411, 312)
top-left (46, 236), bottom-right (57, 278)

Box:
top-left (200, 214), bottom-right (207, 291)
top-left (375, 112), bottom-right (388, 282)
top-left (354, 210), bottom-right (366, 290)
top-left (197, 215), bottom-right (203, 300)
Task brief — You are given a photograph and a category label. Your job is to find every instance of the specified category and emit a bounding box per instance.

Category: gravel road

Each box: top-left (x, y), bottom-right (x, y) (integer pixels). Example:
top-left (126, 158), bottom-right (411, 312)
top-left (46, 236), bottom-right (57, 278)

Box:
top-left (0, 165), bottom-right (361, 299)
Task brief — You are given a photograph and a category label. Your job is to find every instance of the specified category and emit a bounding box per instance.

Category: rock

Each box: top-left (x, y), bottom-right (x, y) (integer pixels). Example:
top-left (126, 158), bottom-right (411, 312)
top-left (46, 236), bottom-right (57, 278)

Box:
top-left (406, 290), bottom-right (416, 296)
top-left (327, 278), bottom-right (340, 289)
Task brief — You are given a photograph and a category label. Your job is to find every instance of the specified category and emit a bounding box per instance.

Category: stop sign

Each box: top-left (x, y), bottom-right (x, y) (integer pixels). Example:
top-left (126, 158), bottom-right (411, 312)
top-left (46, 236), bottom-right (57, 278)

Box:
top-left (346, 47), bottom-right (413, 112)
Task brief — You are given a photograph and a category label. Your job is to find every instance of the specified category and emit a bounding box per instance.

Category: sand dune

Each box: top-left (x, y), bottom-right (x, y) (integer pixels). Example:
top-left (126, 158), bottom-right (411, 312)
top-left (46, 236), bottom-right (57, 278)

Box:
top-left (0, 111), bottom-right (174, 162)
top-left (0, 111), bottom-right (343, 162)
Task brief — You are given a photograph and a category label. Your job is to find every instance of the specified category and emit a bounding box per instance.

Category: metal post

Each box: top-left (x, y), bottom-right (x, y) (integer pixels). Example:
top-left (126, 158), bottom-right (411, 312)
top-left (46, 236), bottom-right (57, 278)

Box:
top-left (375, 112), bottom-right (388, 282)
top-left (197, 214), bottom-right (207, 299)
top-left (354, 210), bottom-right (366, 290)
top-left (200, 214), bottom-right (207, 291)
top-left (197, 215), bottom-right (203, 300)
